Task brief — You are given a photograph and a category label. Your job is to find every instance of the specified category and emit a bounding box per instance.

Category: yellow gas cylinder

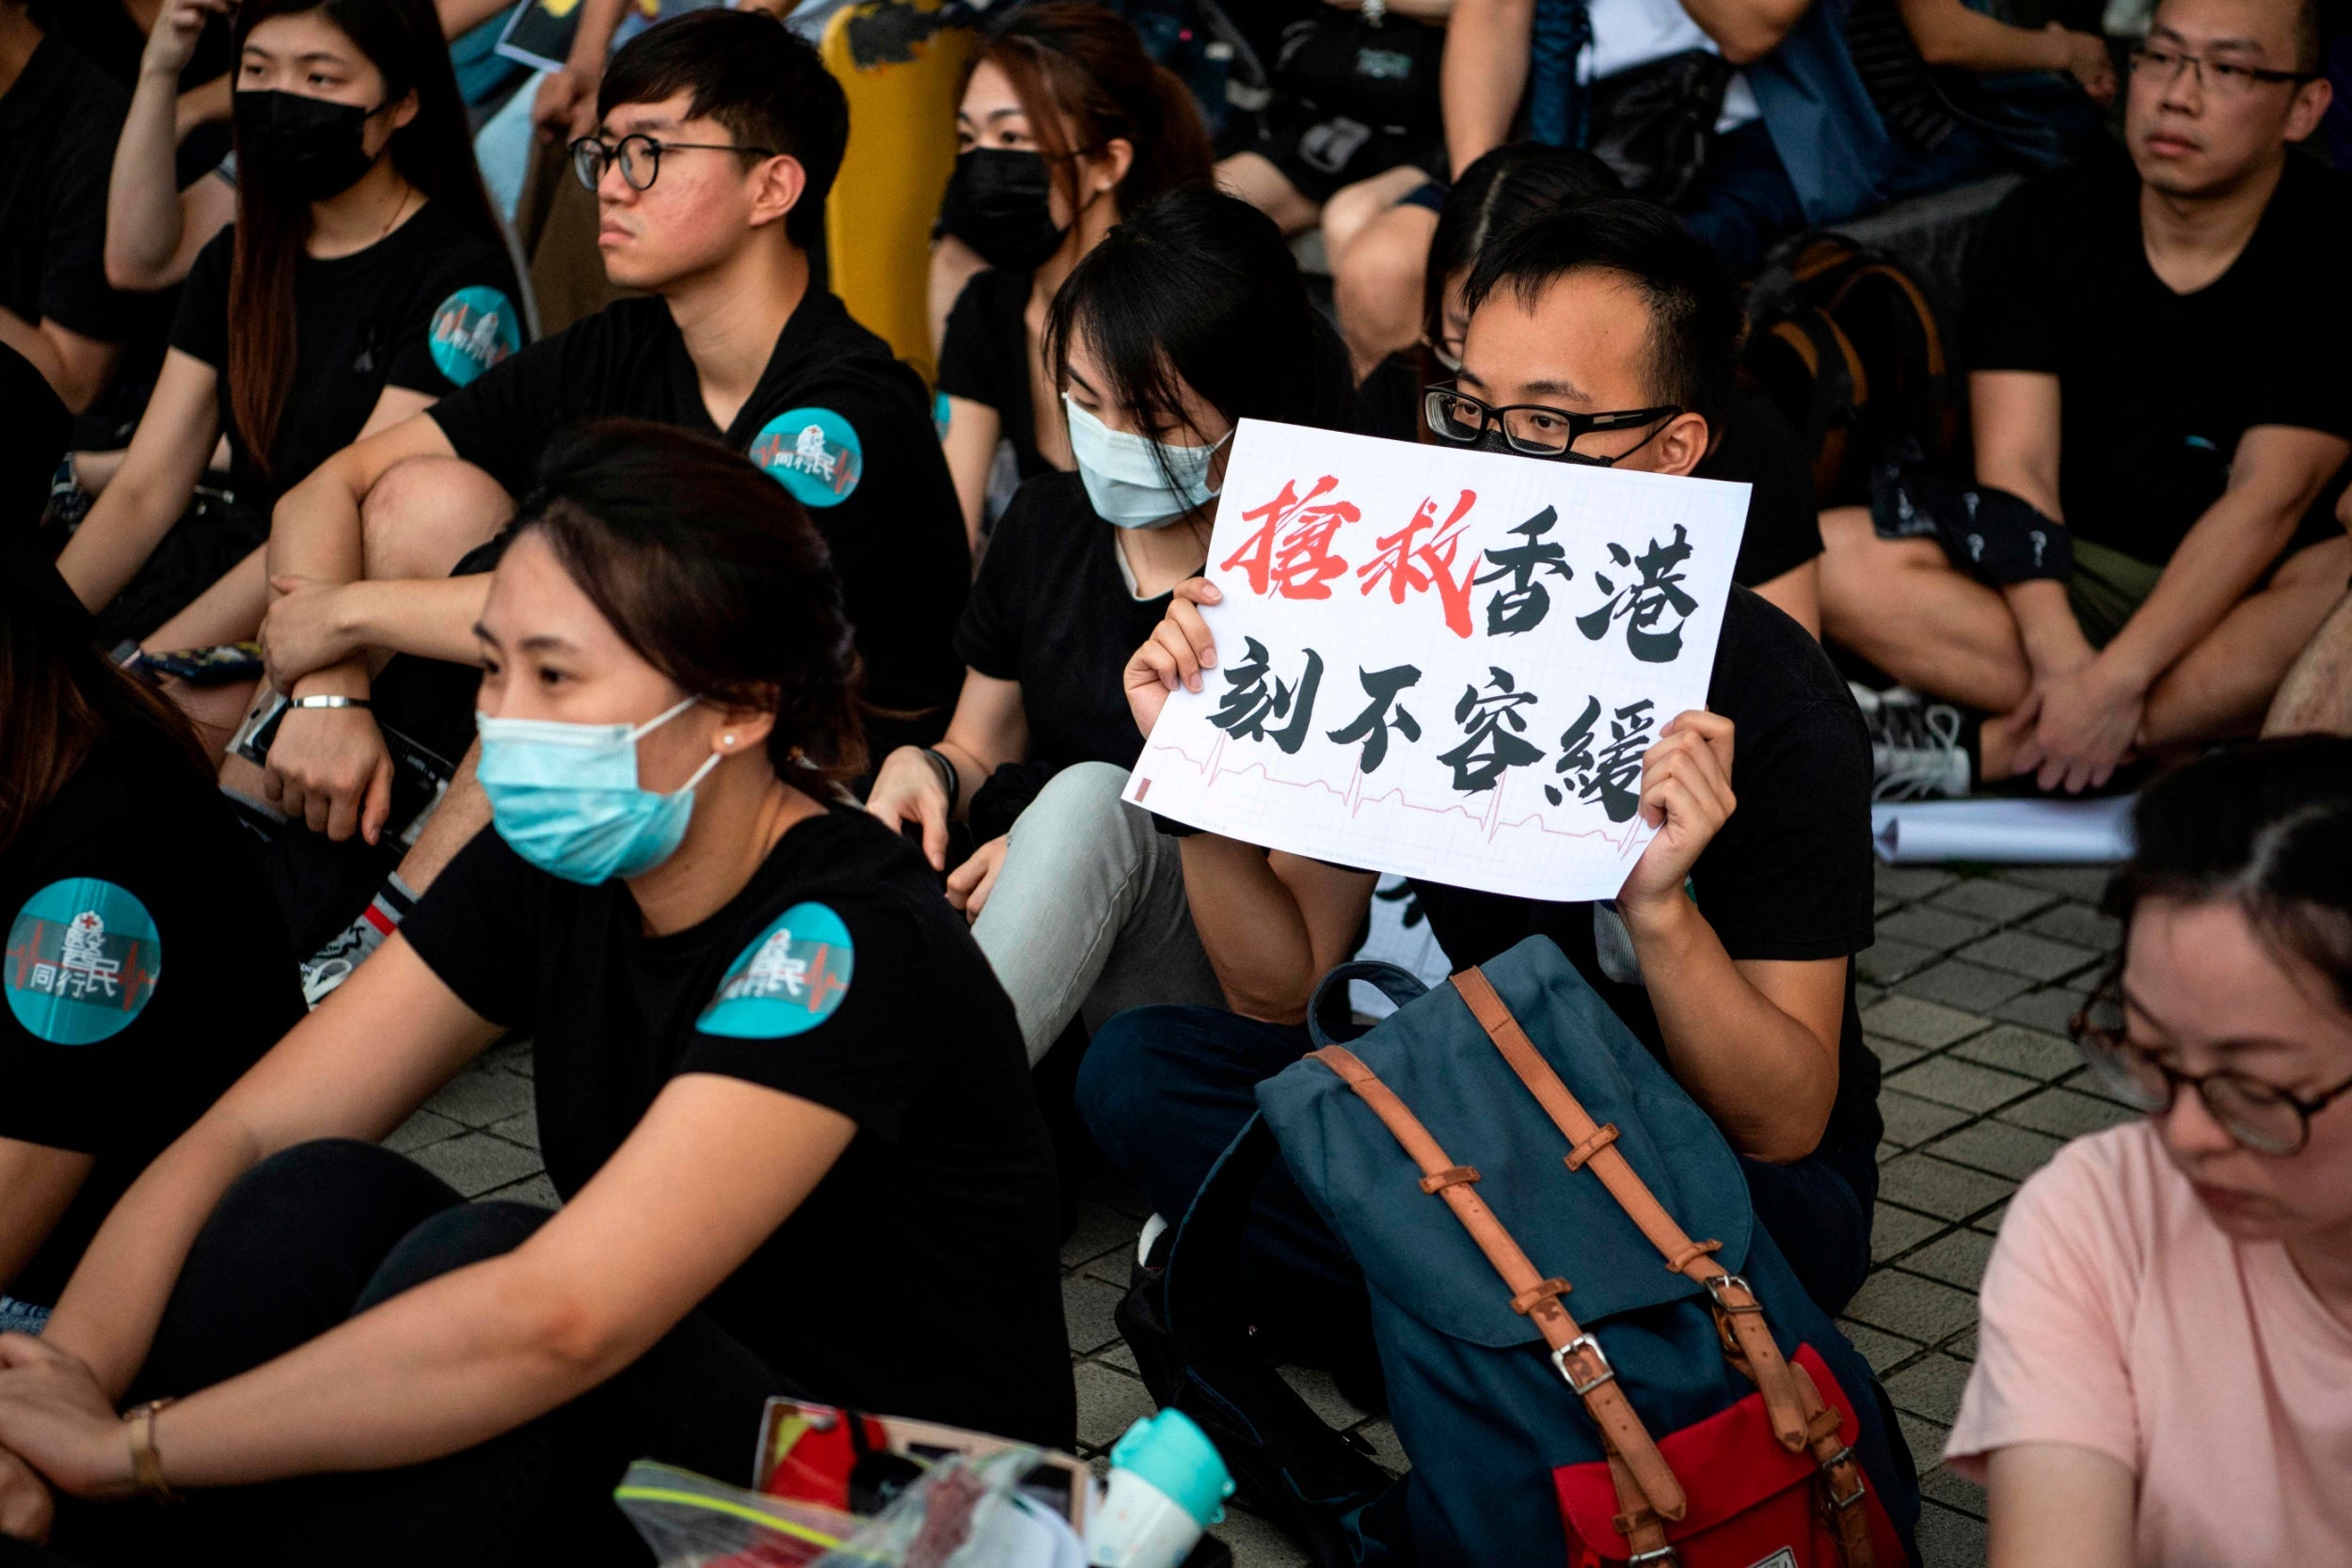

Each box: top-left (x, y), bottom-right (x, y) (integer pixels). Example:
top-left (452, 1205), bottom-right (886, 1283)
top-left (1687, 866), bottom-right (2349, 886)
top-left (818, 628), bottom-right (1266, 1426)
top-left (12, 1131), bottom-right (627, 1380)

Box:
top-left (821, 0), bottom-right (975, 388)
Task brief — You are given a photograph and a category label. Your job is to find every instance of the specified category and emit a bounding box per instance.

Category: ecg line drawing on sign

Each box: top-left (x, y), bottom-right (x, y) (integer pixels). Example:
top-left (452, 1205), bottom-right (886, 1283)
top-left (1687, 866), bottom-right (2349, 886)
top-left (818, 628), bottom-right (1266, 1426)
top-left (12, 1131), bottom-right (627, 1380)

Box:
top-left (1123, 419), bottom-right (1748, 904)
top-left (1136, 734), bottom-right (1650, 857)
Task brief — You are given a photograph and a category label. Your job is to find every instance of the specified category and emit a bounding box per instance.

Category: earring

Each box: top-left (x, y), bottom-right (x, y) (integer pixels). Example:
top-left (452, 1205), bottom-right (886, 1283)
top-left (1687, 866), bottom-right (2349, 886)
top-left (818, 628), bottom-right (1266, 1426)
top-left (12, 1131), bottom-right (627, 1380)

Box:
top-left (722, 733), bottom-right (737, 748)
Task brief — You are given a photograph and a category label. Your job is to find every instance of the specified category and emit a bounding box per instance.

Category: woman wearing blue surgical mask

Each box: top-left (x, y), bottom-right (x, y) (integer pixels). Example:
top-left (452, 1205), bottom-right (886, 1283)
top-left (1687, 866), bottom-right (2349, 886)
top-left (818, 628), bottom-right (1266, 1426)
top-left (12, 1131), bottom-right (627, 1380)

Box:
top-left (866, 186), bottom-right (1360, 1069)
top-left (0, 421), bottom-right (1070, 1560)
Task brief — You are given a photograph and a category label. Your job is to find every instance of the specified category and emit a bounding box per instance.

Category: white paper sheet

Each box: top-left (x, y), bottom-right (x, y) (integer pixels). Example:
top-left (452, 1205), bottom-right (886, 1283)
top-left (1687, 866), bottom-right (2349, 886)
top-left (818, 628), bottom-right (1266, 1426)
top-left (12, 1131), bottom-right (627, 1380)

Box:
top-left (1870, 795), bottom-right (2136, 864)
top-left (1124, 420), bottom-right (1749, 902)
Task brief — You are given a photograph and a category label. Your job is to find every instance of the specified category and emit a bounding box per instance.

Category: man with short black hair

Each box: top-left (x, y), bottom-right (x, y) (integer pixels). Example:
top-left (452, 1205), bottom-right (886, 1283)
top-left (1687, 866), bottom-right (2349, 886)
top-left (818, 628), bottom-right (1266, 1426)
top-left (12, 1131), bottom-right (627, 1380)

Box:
top-left (1820, 0), bottom-right (2349, 798)
top-left (1082, 198), bottom-right (1884, 1325)
top-left (252, 8), bottom-right (969, 998)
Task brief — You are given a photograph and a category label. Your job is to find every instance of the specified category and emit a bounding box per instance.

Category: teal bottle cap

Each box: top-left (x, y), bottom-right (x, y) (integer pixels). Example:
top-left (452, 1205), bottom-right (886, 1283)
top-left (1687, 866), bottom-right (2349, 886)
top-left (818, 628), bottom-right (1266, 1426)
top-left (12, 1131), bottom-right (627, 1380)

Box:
top-left (1107, 1410), bottom-right (1234, 1527)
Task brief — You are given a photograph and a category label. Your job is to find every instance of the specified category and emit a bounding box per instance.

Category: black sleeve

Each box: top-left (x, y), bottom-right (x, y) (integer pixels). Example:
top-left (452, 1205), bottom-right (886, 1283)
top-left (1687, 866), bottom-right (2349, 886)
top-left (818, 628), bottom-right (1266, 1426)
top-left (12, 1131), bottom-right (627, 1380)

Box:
top-left (396, 826), bottom-right (546, 1030)
top-left (952, 480), bottom-right (1037, 680)
top-left (427, 319), bottom-right (585, 495)
top-left (933, 273), bottom-right (999, 406)
top-left (36, 95), bottom-right (138, 344)
top-left (680, 891), bottom-right (937, 1142)
top-left (1724, 394), bottom-right (1824, 589)
top-left (384, 235), bottom-right (528, 398)
top-left (167, 229), bottom-right (234, 371)
top-left (1964, 180), bottom-right (2060, 376)
top-left (1691, 696), bottom-right (1875, 962)
top-left (2239, 183), bottom-right (2352, 438)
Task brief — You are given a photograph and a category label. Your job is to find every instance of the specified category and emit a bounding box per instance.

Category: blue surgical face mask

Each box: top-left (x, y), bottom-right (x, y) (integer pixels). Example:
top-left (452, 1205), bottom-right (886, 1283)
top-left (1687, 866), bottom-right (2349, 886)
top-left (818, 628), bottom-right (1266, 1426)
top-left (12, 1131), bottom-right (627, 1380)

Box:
top-left (1064, 395), bottom-right (1227, 529)
top-left (475, 695), bottom-right (721, 884)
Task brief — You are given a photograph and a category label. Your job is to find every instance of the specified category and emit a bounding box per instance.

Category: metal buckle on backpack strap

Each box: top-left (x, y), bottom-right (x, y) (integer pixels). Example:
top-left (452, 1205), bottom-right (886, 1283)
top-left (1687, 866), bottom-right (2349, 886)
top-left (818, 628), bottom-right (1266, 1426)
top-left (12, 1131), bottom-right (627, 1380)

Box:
top-left (1817, 1445), bottom-right (1867, 1510)
top-left (1627, 1546), bottom-right (1681, 1566)
top-left (1701, 1272), bottom-right (1763, 1313)
top-left (1551, 1333), bottom-right (1616, 1397)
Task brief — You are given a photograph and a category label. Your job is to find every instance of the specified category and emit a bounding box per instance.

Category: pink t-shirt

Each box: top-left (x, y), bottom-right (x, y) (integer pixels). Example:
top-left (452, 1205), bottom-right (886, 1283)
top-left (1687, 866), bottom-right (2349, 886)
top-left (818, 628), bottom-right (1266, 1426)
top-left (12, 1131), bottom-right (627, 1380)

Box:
top-left (1947, 1122), bottom-right (2352, 1563)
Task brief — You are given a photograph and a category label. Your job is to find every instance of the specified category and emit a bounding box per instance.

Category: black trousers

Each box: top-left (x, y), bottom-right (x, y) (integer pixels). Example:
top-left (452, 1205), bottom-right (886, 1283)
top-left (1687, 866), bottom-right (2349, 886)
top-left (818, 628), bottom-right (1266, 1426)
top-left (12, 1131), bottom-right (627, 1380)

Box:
top-left (54, 1140), bottom-right (789, 1567)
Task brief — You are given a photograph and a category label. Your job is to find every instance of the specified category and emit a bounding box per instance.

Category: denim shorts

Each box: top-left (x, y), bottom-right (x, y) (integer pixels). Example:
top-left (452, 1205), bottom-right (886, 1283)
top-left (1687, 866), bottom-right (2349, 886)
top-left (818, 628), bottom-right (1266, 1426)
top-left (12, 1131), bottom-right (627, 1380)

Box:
top-left (0, 1295), bottom-right (51, 1336)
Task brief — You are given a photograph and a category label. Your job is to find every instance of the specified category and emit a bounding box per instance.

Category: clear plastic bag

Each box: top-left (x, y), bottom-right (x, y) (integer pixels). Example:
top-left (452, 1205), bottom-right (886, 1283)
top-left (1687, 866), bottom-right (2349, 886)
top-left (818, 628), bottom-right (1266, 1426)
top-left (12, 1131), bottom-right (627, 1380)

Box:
top-left (614, 1459), bottom-right (862, 1567)
top-left (810, 1448), bottom-right (1085, 1568)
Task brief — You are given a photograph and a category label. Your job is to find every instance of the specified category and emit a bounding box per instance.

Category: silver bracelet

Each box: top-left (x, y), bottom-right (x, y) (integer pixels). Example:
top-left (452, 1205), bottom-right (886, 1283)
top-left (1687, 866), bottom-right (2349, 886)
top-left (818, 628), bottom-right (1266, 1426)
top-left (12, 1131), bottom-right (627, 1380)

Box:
top-left (286, 694), bottom-right (373, 711)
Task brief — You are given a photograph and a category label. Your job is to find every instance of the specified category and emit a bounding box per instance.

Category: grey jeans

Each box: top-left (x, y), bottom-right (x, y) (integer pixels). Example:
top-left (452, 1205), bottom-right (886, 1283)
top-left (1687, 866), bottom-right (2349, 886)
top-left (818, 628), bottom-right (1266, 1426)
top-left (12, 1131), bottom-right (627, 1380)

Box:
top-left (973, 762), bottom-right (1225, 1064)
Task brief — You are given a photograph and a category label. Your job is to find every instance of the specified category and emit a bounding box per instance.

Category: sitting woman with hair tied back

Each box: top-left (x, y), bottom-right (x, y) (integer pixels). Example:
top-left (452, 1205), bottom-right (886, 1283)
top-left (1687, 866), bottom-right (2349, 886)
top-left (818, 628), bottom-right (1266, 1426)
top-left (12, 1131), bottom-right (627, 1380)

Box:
top-left (0, 421), bottom-right (1069, 1565)
top-left (866, 184), bottom-right (1362, 1069)
top-left (1947, 736), bottom-right (2352, 1567)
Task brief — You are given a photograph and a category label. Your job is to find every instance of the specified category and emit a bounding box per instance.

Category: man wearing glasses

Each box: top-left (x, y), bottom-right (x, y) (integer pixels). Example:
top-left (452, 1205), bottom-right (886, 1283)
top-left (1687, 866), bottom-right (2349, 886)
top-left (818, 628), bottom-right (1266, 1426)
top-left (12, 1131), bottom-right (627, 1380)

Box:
top-left (246, 8), bottom-right (968, 1003)
top-left (1819, 0), bottom-right (2349, 801)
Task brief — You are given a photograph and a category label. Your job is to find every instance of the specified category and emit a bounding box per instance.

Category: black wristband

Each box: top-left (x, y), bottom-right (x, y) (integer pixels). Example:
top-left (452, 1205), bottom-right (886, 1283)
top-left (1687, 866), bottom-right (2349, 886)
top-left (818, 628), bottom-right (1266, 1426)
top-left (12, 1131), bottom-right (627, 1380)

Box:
top-left (919, 746), bottom-right (960, 813)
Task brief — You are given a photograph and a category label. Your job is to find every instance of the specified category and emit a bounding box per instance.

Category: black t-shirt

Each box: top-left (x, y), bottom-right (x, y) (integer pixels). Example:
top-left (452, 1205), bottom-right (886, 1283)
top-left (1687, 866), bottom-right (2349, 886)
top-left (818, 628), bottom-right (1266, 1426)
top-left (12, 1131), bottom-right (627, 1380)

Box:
top-left (1967, 151), bottom-right (2352, 565)
top-left (1359, 365), bottom-right (1822, 591)
top-left (0, 730), bottom-right (304, 1307)
top-left (399, 807), bottom-right (1073, 1447)
top-left (955, 471), bottom-right (1176, 773)
top-left (429, 291), bottom-right (969, 750)
top-left (44, 1), bottom-right (234, 185)
top-left (1697, 389), bottom-right (1824, 590)
top-left (171, 200), bottom-right (523, 510)
top-left (936, 267), bottom-right (1056, 483)
top-left (1410, 586), bottom-right (1882, 1163)
top-left (0, 38), bottom-right (147, 349)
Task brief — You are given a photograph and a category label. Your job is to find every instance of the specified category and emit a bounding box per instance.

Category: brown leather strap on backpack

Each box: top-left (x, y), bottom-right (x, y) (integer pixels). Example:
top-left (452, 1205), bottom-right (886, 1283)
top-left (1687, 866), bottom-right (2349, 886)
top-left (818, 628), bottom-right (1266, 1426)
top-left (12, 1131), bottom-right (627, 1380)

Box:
top-left (1788, 1358), bottom-right (1878, 1568)
top-left (1449, 967), bottom-right (1813, 1456)
top-left (1311, 1045), bottom-right (1688, 1530)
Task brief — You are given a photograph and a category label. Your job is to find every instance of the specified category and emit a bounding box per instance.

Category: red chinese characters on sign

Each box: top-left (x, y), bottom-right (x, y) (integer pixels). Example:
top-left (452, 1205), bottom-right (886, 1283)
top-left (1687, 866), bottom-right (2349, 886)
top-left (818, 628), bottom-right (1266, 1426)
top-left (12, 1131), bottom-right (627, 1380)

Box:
top-left (1357, 489), bottom-right (1480, 639)
top-left (1221, 474), bottom-right (1360, 600)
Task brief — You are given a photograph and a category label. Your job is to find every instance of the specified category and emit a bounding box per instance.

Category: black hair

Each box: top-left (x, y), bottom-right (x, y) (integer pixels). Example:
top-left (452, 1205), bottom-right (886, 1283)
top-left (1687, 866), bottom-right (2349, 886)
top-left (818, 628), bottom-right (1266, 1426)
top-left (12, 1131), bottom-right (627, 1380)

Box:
top-left (1044, 185), bottom-right (1359, 492)
top-left (599, 8), bottom-right (847, 249)
top-left (514, 420), bottom-right (866, 785)
top-left (2102, 736), bottom-right (2352, 1013)
top-left (229, 0), bottom-right (501, 474)
top-left (1461, 197), bottom-right (1739, 427)
top-left (1423, 144), bottom-right (1622, 348)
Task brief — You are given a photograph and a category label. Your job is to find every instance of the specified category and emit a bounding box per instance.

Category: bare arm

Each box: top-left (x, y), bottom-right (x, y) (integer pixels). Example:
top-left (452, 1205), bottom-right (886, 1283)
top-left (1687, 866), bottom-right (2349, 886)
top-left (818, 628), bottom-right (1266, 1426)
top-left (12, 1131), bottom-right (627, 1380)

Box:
top-left (863, 670), bottom-right (1030, 868)
top-left (1897, 0), bottom-right (2114, 100)
top-left (0, 312), bottom-right (119, 418)
top-left (941, 396), bottom-right (1002, 555)
top-left (54, 349), bottom-right (221, 612)
top-left (1, 1075), bottom-right (852, 1497)
top-left (105, 0), bottom-right (237, 293)
top-left (1970, 371), bottom-right (2090, 678)
top-left (437, 0), bottom-right (518, 35)
top-left (35, 935), bottom-right (499, 1402)
top-left (532, 0), bottom-right (631, 145)
top-left (1178, 840), bottom-right (1377, 1022)
top-left (1613, 712), bottom-right (1844, 1162)
top-left (1681, 0), bottom-right (1813, 65)
top-left (0, 1142), bottom-right (96, 1301)
top-left (1443, 0), bottom-right (1533, 176)
top-left (1983, 1444), bottom-right (2136, 1568)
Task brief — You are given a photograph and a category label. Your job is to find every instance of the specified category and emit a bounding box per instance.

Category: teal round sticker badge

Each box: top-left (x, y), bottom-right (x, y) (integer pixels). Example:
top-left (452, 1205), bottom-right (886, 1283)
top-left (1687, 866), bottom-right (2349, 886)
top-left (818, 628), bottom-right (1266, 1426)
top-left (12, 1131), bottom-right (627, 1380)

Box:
top-left (6, 879), bottom-right (162, 1045)
top-left (428, 286), bottom-right (522, 387)
top-left (697, 902), bottom-right (854, 1038)
top-left (751, 407), bottom-right (864, 509)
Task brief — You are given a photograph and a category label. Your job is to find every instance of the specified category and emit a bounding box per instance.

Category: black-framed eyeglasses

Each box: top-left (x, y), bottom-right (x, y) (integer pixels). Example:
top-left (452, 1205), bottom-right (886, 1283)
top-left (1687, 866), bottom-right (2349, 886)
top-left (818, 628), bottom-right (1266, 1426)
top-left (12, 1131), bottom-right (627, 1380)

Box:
top-left (569, 133), bottom-right (779, 193)
top-left (2071, 972), bottom-right (2352, 1156)
top-left (1422, 384), bottom-right (1680, 465)
top-left (2127, 43), bottom-right (2317, 95)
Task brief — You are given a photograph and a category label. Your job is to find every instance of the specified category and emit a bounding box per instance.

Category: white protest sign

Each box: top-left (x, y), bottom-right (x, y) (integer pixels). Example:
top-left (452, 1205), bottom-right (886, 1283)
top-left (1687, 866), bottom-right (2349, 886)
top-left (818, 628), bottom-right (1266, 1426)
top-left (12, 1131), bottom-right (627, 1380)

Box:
top-left (1123, 420), bottom-right (1749, 903)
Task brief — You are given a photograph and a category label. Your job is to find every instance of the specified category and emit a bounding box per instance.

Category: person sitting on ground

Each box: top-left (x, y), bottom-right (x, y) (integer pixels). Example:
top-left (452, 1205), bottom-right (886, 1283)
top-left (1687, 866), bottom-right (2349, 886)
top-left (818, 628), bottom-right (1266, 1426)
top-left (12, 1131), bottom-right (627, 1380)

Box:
top-left (1330, 0), bottom-right (2040, 372)
top-left (258, 8), bottom-right (967, 853)
top-left (54, 0), bottom-right (523, 666)
top-left (0, 0), bottom-right (160, 418)
top-left (1082, 199), bottom-right (1883, 1321)
top-left (1363, 141), bottom-right (1828, 632)
top-left (0, 423), bottom-right (1071, 1565)
top-left (935, 2), bottom-right (1214, 550)
top-left (1214, 0), bottom-right (1454, 321)
top-left (1945, 736), bottom-right (2352, 1566)
top-left (865, 185), bottom-right (1361, 1067)
top-left (1820, 0), bottom-right (2349, 799)
top-left (0, 425), bottom-right (302, 1358)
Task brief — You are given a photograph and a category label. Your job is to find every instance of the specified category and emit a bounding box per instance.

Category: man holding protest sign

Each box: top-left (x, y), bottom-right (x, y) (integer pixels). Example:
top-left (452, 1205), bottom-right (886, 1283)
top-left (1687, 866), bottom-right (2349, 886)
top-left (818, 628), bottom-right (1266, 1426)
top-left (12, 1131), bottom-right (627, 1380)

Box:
top-left (1079, 201), bottom-right (1882, 1328)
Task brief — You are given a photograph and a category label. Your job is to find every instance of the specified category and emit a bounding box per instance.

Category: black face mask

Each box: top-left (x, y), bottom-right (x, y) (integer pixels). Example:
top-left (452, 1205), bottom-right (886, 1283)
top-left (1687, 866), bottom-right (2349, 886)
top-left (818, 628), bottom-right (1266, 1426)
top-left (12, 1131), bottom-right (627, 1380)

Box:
top-left (233, 90), bottom-right (383, 203)
top-left (1470, 427), bottom-right (1615, 467)
top-left (940, 149), bottom-right (1067, 272)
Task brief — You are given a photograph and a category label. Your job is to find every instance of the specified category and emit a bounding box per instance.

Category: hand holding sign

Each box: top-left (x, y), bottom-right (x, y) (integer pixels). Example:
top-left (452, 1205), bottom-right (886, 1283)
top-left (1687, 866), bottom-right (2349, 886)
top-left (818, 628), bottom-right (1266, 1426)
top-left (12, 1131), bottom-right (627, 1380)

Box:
top-left (1123, 420), bottom-right (1749, 903)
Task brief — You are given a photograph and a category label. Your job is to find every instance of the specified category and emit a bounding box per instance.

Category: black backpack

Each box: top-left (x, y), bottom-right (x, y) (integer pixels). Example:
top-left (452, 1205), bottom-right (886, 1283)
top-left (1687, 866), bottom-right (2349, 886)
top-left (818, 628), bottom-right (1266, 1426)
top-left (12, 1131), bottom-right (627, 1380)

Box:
top-left (1741, 232), bottom-right (1961, 507)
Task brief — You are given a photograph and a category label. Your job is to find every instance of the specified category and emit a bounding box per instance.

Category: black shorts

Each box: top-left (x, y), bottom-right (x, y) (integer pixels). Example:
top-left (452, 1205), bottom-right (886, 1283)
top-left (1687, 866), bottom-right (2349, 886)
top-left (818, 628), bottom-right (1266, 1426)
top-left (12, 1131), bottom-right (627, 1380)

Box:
top-left (1240, 98), bottom-right (1445, 206)
top-left (96, 489), bottom-right (269, 649)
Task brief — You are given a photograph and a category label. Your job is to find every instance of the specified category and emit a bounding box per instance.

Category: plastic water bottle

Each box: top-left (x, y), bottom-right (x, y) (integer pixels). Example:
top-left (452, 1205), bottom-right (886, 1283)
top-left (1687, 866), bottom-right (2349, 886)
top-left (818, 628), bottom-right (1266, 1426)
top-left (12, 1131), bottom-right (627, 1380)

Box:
top-left (1085, 1410), bottom-right (1233, 1568)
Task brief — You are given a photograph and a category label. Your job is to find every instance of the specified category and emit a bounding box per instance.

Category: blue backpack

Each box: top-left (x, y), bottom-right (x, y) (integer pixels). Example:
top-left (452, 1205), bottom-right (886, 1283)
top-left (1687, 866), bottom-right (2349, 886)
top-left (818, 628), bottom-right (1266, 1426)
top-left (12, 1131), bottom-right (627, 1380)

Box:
top-left (1160, 939), bottom-right (1920, 1567)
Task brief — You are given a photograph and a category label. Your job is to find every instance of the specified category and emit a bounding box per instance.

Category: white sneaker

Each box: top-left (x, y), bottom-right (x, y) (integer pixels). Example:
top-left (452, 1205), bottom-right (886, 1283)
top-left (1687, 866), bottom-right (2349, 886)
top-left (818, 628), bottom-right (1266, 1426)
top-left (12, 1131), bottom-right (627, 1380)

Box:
top-left (1851, 684), bottom-right (1972, 801)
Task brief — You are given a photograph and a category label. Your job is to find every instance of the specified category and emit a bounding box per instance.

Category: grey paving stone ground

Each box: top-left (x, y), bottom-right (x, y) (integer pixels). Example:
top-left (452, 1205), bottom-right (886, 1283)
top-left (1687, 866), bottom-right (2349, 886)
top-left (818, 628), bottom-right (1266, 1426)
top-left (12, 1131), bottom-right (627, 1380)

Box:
top-left (389, 862), bottom-right (2123, 1566)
